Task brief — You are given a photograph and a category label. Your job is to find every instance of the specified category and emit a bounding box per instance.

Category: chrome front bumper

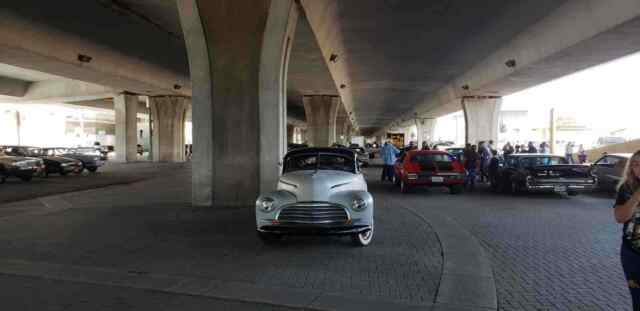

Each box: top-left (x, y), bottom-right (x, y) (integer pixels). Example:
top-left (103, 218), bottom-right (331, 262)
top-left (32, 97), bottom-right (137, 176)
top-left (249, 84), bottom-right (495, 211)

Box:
top-left (258, 201), bottom-right (372, 235)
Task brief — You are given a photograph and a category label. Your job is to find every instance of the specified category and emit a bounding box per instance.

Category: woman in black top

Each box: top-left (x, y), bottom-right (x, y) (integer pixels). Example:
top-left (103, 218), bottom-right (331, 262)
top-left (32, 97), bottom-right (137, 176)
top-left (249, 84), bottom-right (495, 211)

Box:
top-left (614, 150), bottom-right (640, 310)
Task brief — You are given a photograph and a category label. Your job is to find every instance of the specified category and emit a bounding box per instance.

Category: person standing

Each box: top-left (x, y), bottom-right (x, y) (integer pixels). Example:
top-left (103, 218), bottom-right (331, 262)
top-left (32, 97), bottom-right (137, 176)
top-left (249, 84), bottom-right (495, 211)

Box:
top-left (421, 141), bottom-right (430, 151)
top-left (380, 141), bottom-right (400, 182)
top-left (479, 141), bottom-right (492, 183)
top-left (463, 144), bottom-right (480, 190)
top-left (515, 144), bottom-right (521, 154)
top-left (578, 144), bottom-right (587, 164)
top-left (503, 142), bottom-right (515, 156)
top-left (527, 141), bottom-right (538, 154)
top-left (539, 141), bottom-right (549, 154)
top-left (565, 142), bottom-right (575, 164)
top-left (613, 150), bottom-right (640, 310)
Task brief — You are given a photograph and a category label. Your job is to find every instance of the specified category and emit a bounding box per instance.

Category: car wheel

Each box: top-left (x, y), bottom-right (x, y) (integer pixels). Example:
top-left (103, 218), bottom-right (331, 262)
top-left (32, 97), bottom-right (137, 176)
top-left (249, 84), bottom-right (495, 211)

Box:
top-left (20, 175), bottom-right (32, 182)
top-left (449, 184), bottom-right (463, 195)
top-left (400, 180), bottom-right (410, 193)
top-left (87, 167), bottom-right (98, 173)
top-left (60, 171), bottom-right (68, 176)
top-left (257, 231), bottom-right (281, 244)
top-left (352, 226), bottom-right (373, 247)
top-left (0, 176), bottom-right (5, 184)
top-left (567, 190), bottom-right (578, 196)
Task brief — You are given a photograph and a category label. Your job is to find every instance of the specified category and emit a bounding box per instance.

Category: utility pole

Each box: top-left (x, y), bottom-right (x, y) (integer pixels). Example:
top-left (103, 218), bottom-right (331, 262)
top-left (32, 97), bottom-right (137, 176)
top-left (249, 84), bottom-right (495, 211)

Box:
top-left (15, 110), bottom-right (21, 145)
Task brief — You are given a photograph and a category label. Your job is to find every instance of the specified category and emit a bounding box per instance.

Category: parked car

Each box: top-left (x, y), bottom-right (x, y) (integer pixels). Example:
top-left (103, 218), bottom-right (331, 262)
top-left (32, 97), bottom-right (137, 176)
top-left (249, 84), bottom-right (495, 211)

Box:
top-left (590, 153), bottom-right (631, 193)
top-left (42, 148), bottom-right (105, 173)
top-left (350, 146), bottom-right (370, 167)
top-left (490, 154), bottom-right (597, 195)
top-left (393, 150), bottom-right (465, 194)
top-left (0, 150), bottom-right (43, 182)
top-left (1, 146), bottom-right (82, 176)
top-left (255, 147), bottom-right (374, 246)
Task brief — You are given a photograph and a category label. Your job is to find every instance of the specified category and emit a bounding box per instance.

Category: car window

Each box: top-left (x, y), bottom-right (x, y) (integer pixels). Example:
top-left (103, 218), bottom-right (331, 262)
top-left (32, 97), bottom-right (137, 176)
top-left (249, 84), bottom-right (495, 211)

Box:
top-left (411, 153), bottom-right (452, 163)
top-left (284, 153), bottom-right (355, 173)
top-left (505, 157), bottom-right (518, 168)
top-left (519, 156), bottom-right (567, 167)
top-left (596, 156), bottom-right (619, 166)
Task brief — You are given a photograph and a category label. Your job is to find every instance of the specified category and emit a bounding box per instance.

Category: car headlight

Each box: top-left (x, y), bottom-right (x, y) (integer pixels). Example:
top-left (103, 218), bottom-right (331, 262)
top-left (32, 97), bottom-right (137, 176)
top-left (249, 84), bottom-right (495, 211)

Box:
top-left (11, 161), bottom-right (28, 168)
top-left (352, 198), bottom-right (367, 211)
top-left (257, 197), bottom-right (276, 212)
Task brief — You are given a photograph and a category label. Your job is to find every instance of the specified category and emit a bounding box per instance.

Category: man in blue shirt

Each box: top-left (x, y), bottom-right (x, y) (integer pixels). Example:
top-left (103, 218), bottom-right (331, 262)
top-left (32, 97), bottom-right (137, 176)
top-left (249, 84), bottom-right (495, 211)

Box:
top-left (380, 141), bottom-right (400, 182)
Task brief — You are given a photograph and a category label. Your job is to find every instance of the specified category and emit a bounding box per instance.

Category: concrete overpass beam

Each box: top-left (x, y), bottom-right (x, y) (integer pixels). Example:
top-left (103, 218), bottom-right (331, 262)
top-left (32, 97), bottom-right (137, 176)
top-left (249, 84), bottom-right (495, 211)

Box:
top-left (303, 95), bottom-right (340, 147)
top-left (177, 0), bottom-right (298, 207)
top-left (462, 97), bottom-right (502, 145)
top-left (114, 93), bottom-right (138, 162)
top-left (149, 96), bottom-right (189, 163)
top-left (0, 76), bottom-right (30, 97)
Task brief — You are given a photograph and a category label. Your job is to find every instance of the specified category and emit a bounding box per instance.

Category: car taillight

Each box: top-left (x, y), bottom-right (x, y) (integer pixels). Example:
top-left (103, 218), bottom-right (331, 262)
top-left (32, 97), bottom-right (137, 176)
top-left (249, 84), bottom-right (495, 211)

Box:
top-left (452, 161), bottom-right (464, 172)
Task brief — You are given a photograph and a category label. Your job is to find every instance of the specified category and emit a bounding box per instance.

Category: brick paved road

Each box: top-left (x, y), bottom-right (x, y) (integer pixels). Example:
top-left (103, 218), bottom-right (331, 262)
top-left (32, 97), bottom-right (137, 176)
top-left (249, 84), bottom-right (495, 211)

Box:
top-left (0, 274), bottom-right (303, 311)
top-left (375, 169), bottom-right (629, 311)
top-left (0, 163), bottom-right (443, 310)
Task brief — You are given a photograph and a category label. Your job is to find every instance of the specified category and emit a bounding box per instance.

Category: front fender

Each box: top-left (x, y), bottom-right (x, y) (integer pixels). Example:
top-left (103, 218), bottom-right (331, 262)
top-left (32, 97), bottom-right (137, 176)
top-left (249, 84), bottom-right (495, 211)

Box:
top-left (329, 190), bottom-right (374, 224)
top-left (255, 190), bottom-right (297, 225)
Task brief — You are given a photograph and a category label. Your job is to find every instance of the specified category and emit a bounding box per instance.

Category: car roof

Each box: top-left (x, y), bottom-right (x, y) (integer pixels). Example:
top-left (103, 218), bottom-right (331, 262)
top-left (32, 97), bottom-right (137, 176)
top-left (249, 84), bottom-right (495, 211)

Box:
top-left (285, 147), bottom-right (356, 158)
top-left (608, 153), bottom-right (632, 158)
top-left (407, 150), bottom-right (449, 155)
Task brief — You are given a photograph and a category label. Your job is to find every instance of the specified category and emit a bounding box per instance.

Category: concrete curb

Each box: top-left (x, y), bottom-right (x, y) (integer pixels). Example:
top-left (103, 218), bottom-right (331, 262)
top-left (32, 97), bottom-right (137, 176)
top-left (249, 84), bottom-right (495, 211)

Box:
top-left (401, 206), bottom-right (498, 311)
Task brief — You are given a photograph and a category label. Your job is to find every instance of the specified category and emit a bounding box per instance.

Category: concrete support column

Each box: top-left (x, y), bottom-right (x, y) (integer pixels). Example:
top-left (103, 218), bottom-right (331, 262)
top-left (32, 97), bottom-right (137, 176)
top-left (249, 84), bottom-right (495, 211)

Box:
top-left (300, 128), bottom-right (308, 144)
top-left (416, 118), bottom-right (436, 147)
top-left (345, 123), bottom-right (353, 145)
top-left (462, 97), bottom-right (502, 145)
top-left (178, 0), bottom-right (298, 207)
top-left (114, 93), bottom-right (138, 162)
top-left (287, 124), bottom-right (295, 144)
top-left (149, 96), bottom-right (189, 162)
top-left (303, 95), bottom-right (340, 147)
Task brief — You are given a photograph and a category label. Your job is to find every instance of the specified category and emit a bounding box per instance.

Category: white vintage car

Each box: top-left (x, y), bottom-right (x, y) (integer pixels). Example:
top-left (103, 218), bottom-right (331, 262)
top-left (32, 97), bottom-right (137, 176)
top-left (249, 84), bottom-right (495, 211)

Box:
top-left (255, 147), bottom-right (374, 246)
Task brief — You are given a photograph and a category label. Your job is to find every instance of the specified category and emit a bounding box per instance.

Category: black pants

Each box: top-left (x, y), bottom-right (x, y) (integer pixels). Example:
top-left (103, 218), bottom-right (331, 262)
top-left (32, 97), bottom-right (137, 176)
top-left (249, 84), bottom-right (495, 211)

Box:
top-left (381, 165), bottom-right (394, 182)
top-left (622, 244), bottom-right (640, 310)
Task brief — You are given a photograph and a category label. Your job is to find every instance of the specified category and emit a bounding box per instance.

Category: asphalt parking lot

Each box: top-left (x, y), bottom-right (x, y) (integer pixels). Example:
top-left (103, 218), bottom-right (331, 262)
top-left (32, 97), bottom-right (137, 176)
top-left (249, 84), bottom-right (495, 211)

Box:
top-left (0, 162), bottom-right (631, 310)
top-left (0, 162), bottom-right (188, 204)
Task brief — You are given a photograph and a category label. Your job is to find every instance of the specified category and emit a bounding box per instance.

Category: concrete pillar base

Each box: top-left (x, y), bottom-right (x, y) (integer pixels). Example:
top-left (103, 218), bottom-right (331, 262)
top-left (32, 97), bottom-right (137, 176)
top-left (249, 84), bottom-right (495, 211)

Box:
top-left (462, 97), bottom-right (502, 145)
top-left (149, 96), bottom-right (189, 162)
top-left (303, 95), bottom-right (340, 147)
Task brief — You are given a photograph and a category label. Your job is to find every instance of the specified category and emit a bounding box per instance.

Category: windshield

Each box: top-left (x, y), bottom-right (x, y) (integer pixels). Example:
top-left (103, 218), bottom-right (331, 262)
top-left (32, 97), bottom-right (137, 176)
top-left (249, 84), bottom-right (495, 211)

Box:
top-left (519, 156), bottom-right (567, 167)
top-left (74, 148), bottom-right (100, 155)
top-left (283, 153), bottom-right (355, 173)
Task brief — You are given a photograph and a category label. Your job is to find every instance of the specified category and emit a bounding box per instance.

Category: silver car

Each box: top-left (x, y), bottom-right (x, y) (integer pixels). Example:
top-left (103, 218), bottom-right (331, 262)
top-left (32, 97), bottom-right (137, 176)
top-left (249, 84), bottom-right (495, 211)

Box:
top-left (256, 148), bottom-right (374, 246)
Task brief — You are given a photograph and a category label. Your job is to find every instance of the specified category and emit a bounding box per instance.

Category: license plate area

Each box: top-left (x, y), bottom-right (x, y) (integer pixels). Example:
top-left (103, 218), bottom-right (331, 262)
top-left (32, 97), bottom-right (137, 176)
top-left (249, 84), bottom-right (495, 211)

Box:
top-left (554, 185), bottom-right (567, 192)
top-left (431, 176), bottom-right (444, 183)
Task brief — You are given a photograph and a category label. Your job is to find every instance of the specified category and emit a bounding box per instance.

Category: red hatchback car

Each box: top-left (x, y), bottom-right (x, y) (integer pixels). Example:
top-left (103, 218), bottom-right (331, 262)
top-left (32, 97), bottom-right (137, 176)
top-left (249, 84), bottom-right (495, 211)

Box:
top-left (393, 150), bottom-right (465, 194)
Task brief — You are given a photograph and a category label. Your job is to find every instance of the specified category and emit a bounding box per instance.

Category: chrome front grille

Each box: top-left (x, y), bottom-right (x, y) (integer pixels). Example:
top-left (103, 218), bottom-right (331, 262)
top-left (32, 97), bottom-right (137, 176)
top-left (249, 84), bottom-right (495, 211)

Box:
top-left (277, 202), bottom-right (349, 225)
